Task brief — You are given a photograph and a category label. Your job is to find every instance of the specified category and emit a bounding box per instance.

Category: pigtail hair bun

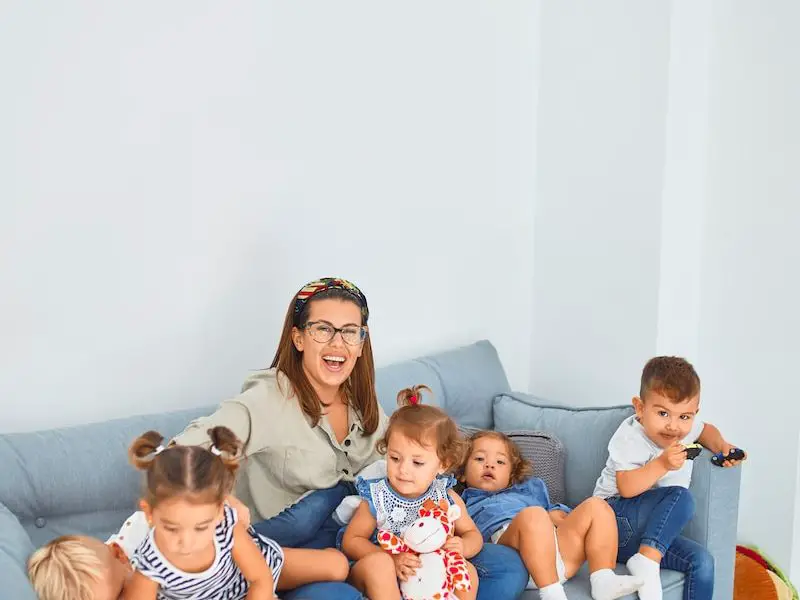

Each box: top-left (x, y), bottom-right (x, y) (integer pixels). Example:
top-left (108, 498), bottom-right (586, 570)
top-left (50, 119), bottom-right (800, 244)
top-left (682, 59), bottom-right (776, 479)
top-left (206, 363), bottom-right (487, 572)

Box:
top-left (207, 426), bottom-right (242, 473)
top-left (396, 384), bottom-right (432, 408)
top-left (129, 431), bottom-right (165, 470)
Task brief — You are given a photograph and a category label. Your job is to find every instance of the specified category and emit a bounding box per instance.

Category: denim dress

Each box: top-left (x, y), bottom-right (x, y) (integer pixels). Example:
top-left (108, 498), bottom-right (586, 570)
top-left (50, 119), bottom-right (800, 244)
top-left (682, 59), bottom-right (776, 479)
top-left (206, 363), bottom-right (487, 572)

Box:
top-left (462, 477), bottom-right (571, 542)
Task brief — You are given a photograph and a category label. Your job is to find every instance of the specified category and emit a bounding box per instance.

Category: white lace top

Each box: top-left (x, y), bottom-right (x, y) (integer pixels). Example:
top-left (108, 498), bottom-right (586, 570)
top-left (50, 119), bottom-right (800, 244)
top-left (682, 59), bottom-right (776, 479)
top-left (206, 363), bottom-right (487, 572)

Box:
top-left (356, 474), bottom-right (456, 537)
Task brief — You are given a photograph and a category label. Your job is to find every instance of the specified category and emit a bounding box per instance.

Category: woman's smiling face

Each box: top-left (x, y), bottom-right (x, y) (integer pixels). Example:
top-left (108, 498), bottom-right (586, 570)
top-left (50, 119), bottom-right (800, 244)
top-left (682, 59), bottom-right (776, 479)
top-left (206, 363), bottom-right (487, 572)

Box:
top-left (292, 298), bottom-right (366, 396)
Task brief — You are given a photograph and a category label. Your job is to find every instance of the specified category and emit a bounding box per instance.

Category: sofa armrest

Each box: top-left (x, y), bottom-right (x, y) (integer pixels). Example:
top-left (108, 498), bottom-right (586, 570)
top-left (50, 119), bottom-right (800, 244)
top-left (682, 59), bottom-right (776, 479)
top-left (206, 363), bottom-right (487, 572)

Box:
top-left (685, 452), bottom-right (741, 600)
top-left (0, 501), bottom-right (37, 600)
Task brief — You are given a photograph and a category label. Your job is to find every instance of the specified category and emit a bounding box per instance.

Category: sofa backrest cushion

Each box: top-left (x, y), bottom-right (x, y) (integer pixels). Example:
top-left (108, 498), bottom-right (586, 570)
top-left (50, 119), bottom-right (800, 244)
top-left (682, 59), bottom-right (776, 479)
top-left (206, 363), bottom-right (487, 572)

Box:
top-left (493, 392), bottom-right (634, 506)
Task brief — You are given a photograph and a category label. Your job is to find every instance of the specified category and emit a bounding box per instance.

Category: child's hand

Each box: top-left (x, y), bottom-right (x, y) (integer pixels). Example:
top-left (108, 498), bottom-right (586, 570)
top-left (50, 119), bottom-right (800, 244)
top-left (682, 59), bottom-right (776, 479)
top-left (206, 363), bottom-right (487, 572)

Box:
top-left (443, 536), bottom-right (465, 555)
top-left (392, 552), bottom-right (421, 581)
top-left (658, 441), bottom-right (687, 471)
top-left (719, 442), bottom-right (747, 467)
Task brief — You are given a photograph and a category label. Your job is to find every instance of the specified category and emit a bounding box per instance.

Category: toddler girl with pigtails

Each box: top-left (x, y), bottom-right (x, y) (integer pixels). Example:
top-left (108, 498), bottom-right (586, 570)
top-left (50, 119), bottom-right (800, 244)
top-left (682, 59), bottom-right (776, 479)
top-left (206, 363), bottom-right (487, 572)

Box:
top-left (126, 426), bottom-right (347, 599)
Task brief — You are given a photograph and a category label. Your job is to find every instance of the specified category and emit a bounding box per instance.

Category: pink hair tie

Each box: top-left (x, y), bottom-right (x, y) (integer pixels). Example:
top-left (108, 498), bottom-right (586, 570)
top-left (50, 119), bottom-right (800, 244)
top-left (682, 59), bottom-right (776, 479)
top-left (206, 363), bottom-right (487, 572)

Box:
top-left (408, 395), bottom-right (418, 405)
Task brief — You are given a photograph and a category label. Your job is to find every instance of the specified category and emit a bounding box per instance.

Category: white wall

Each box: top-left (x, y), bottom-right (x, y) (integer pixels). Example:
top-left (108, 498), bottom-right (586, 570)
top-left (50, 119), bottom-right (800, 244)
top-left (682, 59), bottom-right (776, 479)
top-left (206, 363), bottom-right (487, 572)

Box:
top-left (529, 0), bottom-right (800, 579)
top-left (655, 0), bottom-right (711, 359)
top-left (0, 1), bottom-right (539, 433)
top-left (4, 0), bottom-right (799, 580)
top-left (530, 1), bottom-right (672, 405)
top-left (700, 0), bottom-right (800, 578)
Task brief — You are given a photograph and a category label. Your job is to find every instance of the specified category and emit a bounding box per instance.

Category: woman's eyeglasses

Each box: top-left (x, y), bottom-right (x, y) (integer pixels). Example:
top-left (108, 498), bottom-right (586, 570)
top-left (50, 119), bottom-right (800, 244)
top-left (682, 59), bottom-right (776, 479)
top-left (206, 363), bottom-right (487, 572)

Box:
top-left (303, 321), bottom-right (367, 346)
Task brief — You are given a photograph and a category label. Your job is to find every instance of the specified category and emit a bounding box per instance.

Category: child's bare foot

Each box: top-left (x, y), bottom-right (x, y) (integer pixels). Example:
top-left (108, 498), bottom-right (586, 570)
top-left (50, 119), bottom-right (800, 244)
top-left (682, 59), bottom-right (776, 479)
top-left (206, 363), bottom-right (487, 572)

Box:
top-left (589, 568), bottom-right (643, 600)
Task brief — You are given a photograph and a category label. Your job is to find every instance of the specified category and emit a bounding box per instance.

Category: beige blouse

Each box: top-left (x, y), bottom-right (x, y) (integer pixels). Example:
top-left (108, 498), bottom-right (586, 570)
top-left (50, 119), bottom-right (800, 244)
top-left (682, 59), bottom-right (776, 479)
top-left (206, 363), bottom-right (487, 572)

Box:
top-left (172, 368), bottom-right (389, 521)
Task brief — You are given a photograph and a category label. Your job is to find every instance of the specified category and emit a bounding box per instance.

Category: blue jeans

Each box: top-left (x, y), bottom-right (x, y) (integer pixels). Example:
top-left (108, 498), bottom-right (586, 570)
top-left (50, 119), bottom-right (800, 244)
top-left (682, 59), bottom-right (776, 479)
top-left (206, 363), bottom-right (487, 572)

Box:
top-left (472, 543), bottom-right (529, 600)
top-left (279, 581), bottom-right (363, 600)
top-left (253, 483), bottom-right (363, 599)
top-left (252, 482), bottom-right (355, 550)
top-left (608, 486), bottom-right (714, 600)
top-left (253, 484), bottom-right (529, 600)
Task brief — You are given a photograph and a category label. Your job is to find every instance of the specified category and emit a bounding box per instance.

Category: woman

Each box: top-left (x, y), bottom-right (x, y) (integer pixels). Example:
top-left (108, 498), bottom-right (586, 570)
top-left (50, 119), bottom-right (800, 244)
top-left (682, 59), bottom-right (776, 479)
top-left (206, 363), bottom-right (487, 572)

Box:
top-left (172, 277), bottom-right (528, 600)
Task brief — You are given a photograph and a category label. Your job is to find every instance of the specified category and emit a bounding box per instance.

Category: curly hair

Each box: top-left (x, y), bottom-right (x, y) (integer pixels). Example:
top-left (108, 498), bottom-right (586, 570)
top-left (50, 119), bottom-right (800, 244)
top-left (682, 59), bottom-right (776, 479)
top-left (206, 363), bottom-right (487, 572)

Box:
top-left (640, 356), bottom-right (701, 403)
top-left (376, 384), bottom-right (466, 471)
top-left (461, 430), bottom-right (533, 486)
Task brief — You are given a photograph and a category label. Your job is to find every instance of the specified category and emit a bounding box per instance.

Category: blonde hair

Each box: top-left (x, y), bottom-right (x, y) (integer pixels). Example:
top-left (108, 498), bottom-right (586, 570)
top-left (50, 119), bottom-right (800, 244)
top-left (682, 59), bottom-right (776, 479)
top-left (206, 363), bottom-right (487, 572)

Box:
top-left (27, 535), bottom-right (106, 600)
top-left (377, 384), bottom-right (467, 471)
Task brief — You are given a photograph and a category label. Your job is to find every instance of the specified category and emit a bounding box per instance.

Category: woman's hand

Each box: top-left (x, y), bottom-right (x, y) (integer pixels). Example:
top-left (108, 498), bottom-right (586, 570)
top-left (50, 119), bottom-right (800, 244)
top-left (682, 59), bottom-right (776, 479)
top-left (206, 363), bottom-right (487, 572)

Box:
top-left (392, 552), bottom-right (422, 581)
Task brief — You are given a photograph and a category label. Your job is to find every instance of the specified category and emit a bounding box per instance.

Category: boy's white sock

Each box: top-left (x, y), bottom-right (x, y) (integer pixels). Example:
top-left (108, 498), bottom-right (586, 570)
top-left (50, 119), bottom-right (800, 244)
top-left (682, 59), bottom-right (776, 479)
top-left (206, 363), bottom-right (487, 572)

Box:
top-left (626, 554), bottom-right (662, 600)
top-left (589, 568), bottom-right (644, 600)
top-left (539, 582), bottom-right (569, 600)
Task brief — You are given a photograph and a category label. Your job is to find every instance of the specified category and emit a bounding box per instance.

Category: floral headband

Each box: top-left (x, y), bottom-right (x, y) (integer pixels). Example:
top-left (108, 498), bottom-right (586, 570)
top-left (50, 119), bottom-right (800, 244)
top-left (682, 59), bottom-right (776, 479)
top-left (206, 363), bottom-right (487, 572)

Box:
top-left (294, 277), bottom-right (369, 323)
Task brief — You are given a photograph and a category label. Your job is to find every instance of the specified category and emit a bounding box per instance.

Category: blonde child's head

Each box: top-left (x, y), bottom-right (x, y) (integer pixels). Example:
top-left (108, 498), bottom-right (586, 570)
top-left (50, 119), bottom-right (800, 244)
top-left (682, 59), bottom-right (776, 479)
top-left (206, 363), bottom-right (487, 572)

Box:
top-left (377, 384), bottom-right (466, 498)
top-left (27, 535), bottom-right (129, 600)
top-left (128, 426), bottom-right (242, 559)
top-left (634, 356), bottom-right (701, 448)
top-left (460, 430), bottom-right (533, 492)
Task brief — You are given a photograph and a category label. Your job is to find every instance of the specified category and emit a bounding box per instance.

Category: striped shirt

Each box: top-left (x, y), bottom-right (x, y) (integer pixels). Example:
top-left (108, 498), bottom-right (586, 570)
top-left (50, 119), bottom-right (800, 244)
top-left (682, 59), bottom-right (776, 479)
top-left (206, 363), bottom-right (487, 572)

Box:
top-left (131, 505), bottom-right (284, 600)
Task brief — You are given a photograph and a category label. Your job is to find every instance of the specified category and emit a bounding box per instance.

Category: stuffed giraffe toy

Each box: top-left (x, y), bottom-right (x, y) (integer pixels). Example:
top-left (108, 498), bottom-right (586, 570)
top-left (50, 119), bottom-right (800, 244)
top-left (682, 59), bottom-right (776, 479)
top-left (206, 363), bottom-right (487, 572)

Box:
top-left (377, 498), bottom-right (471, 600)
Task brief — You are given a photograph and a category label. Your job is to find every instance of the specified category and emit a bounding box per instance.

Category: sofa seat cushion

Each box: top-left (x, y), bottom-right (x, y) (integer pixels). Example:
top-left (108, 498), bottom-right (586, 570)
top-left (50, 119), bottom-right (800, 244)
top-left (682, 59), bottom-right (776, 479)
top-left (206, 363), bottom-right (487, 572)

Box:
top-left (520, 563), bottom-right (685, 599)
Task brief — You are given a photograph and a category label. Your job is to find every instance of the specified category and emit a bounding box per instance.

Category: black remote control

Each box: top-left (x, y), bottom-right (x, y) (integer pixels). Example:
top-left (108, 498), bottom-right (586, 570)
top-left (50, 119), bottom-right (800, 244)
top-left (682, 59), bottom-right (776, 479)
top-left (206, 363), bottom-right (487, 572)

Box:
top-left (684, 443), bottom-right (702, 460)
top-left (711, 448), bottom-right (745, 466)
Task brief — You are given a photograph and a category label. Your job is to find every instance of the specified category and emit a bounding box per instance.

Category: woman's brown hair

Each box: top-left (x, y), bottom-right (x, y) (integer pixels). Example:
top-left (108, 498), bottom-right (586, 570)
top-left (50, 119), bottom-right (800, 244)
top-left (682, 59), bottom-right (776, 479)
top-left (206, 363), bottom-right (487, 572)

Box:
top-left (462, 430), bottom-right (533, 486)
top-left (271, 286), bottom-right (380, 434)
top-left (376, 384), bottom-right (466, 471)
top-left (129, 426), bottom-right (241, 508)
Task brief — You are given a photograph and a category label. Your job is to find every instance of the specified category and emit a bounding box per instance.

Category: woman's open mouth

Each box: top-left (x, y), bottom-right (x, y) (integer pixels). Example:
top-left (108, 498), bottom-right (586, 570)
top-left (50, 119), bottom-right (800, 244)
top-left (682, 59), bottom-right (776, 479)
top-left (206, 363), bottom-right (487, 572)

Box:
top-left (322, 355), bottom-right (346, 372)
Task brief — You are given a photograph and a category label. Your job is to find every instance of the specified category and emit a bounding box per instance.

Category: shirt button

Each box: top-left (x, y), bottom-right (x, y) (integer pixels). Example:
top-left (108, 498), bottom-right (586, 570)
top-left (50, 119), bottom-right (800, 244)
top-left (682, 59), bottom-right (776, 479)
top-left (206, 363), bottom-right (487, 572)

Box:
top-left (343, 469), bottom-right (350, 475)
top-left (35, 517), bottom-right (46, 528)
top-left (344, 439), bottom-right (351, 447)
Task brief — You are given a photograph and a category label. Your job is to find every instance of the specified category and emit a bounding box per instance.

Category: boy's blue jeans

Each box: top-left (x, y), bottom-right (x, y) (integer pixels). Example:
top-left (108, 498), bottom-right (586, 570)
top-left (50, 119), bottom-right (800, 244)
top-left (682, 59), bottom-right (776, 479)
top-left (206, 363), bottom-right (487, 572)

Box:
top-left (607, 486), bottom-right (714, 600)
top-left (253, 482), bottom-right (529, 600)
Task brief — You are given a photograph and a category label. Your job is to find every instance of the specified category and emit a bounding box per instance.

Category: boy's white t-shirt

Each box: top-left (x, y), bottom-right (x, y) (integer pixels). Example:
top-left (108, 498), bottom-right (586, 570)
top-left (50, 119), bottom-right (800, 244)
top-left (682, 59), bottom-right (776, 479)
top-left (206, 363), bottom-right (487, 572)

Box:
top-left (105, 511), bottom-right (150, 560)
top-left (593, 415), bottom-right (706, 499)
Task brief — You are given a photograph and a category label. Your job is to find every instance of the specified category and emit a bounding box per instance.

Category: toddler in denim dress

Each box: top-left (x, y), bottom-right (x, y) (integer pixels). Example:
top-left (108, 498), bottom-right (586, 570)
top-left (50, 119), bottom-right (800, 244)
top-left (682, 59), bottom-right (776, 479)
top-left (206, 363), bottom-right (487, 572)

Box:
top-left (461, 430), bottom-right (643, 600)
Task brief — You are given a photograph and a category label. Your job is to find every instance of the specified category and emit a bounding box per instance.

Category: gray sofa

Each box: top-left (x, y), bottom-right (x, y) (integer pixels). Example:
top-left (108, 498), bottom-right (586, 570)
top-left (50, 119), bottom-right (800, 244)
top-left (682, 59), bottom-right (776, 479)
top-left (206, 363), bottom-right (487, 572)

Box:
top-left (0, 340), bottom-right (740, 599)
